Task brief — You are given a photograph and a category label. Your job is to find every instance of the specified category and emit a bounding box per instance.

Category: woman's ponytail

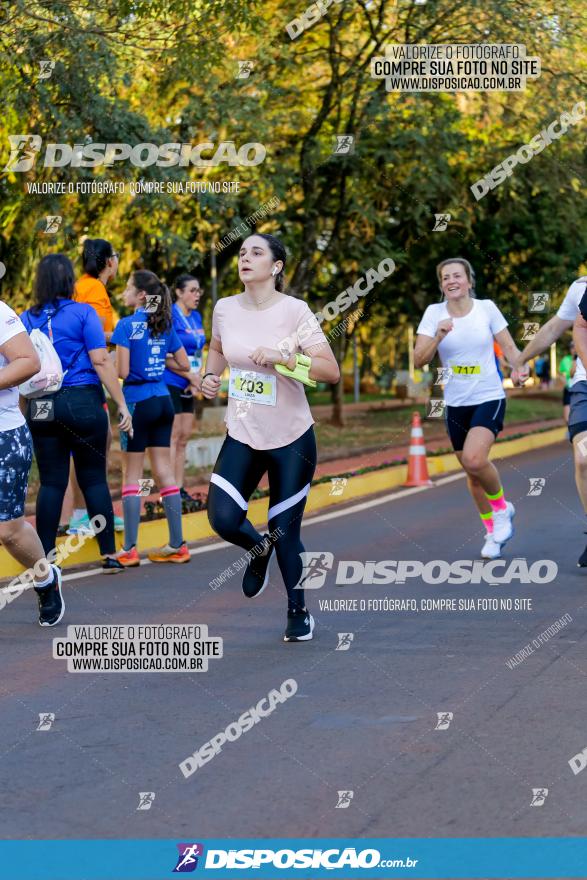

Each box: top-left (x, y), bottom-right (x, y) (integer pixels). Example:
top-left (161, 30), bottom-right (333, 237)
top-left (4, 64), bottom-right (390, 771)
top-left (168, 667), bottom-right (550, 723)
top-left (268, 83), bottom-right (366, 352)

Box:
top-left (131, 270), bottom-right (172, 336)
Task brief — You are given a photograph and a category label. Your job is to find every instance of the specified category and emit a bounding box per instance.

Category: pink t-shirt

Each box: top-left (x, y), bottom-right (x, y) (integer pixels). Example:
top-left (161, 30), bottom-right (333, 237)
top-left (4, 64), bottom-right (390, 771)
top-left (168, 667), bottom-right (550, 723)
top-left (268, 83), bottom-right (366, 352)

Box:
top-left (212, 293), bottom-right (327, 450)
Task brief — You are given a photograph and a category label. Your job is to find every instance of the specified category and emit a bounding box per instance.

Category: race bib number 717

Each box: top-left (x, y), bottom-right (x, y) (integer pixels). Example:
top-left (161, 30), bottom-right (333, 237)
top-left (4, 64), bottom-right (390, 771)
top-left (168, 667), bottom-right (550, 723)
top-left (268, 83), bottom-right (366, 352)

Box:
top-left (452, 364), bottom-right (481, 376)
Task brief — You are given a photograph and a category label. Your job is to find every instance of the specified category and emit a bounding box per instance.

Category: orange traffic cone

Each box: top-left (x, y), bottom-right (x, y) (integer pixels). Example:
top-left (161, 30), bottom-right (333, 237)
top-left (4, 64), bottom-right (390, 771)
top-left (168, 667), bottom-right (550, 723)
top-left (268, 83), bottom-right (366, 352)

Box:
top-left (404, 412), bottom-right (432, 487)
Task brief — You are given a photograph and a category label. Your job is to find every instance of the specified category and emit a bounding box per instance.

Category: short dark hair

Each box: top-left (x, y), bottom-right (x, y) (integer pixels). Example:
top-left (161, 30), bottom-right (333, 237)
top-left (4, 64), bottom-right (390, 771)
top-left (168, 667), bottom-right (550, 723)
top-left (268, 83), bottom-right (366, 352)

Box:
top-left (31, 254), bottom-right (75, 314)
top-left (82, 238), bottom-right (114, 277)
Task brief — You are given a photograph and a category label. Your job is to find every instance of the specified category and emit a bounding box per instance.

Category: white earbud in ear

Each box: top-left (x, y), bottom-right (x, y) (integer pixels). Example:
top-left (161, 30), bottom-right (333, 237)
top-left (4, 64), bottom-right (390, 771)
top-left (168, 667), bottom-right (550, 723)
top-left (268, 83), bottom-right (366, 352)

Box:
top-left (271, 267), bottom-right (278, 277)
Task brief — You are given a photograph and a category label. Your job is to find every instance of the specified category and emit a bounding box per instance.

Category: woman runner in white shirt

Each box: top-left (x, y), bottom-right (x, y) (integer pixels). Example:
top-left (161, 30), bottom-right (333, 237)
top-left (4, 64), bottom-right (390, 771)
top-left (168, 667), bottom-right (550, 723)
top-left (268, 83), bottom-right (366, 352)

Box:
top-left (414, 258), bottom-right (525, 560)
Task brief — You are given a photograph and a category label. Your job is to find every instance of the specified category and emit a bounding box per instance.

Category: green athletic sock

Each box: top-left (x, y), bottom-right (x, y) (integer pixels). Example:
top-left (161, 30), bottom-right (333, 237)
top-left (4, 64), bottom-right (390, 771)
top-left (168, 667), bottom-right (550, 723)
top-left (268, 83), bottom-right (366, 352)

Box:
top-left (480, 510), bottom-right (494, 534)
top-left (485, 486), bottom-right (507, 512)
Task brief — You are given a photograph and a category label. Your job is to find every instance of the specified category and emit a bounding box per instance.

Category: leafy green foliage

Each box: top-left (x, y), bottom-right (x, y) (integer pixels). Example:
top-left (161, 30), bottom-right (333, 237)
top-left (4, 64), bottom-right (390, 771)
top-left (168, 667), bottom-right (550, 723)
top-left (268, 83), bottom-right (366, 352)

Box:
top-left (0, 0), bottom-right (585, 384)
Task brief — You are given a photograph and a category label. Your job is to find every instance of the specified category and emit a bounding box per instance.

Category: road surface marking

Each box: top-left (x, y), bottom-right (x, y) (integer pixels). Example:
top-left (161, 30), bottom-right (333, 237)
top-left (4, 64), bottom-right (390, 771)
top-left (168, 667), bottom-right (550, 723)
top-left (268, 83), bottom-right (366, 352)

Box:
top-left (1, 473), bottom-right (466, 593)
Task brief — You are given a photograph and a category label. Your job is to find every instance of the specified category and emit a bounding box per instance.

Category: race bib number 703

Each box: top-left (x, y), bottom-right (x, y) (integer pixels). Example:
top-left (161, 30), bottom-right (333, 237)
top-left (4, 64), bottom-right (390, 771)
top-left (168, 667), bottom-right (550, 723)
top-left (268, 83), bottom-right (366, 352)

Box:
top-left (229, 368), bottom-right (277, 406)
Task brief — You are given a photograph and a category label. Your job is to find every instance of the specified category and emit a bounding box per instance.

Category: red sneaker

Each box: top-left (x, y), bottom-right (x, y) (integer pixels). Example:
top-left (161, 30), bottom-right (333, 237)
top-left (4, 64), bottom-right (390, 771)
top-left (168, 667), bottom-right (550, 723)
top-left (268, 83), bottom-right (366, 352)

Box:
top-left (115, 546), bottom-right (140, 568)
top-left (147, 543), bottom-right (190, 564)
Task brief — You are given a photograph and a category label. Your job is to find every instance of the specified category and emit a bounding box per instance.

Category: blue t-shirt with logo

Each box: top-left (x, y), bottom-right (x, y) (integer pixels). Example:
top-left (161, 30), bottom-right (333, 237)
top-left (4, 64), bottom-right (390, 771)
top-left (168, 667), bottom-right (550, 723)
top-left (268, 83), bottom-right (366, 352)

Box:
top-left (164, 304), bottom-right (206, 390)
top-left (21, 298), bottom-right (105, 387)
top-left (111, 308), bottom-right (182, 403)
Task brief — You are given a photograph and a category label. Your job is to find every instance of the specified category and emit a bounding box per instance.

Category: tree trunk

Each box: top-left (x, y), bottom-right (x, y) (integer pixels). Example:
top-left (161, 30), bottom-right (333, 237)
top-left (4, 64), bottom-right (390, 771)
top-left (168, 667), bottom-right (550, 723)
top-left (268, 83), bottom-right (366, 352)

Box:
top-left (330, 377), bottom-right (345, 427)
top-left (330, 334), bottom-right (346, 427)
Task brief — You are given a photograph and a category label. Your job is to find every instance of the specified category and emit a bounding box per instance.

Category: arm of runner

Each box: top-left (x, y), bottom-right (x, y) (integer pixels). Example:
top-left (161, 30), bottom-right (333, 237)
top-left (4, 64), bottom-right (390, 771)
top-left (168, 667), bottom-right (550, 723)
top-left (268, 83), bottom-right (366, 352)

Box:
top-left (302, 344), bottom-right (340, 383)
top-left (165, 346), bottom-right (202, 392)
top-left (248, 301), bottom-right (340, 384)
top-left (89, 347), bottom-right (132, 432)
top-left (201, 336), bottom-right (226, 399)
top-left (493, 328), bottom-right (529, 384)
top-left (116, 343), bottom-right (130, 380)
top-left (249, 343), bottom-right (340, 383)
top-left (296, 306), bottom-right (340, 383)
top-left (164, 351), bottom-right (193, 375)
top-left (0, 331), bottom-right (40, 389)
top-left (413, 320), bottom-right (453, 368)
top-left (573, 313), bottom-right (587, 368)
top-left (252, 302), bottom-right (339, 383)
top-left (518, 315), bottom-right (572, 366)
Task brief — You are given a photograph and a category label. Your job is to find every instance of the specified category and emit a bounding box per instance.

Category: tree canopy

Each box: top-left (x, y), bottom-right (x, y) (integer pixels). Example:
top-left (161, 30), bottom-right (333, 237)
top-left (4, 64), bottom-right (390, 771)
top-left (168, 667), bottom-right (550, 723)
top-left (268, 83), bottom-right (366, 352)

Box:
top-left (1, 0), bottom-right (585, 413)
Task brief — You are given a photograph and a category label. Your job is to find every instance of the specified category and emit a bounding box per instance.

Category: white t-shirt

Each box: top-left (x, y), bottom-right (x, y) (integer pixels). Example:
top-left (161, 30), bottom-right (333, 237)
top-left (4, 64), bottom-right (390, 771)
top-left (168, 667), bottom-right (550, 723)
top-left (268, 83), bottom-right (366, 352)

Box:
top-left (0, 300), bottom-right (27, 431)
top-left (212, 293), bottom-right (327, 450)
top-left (417, 299), bottom-right (507, 406)
top-left (556, 278), bottom-right (587, 385)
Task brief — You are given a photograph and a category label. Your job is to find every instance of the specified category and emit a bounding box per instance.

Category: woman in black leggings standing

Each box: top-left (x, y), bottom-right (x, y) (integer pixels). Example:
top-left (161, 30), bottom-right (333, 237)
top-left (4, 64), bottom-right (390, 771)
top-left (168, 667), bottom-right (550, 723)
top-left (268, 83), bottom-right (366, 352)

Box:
top-left (21, 254), bottom-right (133, 574)
top-left (203, 233), bottom-right (339, 641)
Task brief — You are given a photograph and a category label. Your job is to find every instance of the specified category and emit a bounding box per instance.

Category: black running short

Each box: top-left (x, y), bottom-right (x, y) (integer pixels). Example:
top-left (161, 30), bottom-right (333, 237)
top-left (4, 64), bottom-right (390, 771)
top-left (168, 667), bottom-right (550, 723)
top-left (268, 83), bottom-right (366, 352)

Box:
top-left (167, 383), bottom-right (195, 415)
top-left (121, 394), bottom-right (175, 452)
top-left (445, 398), bottom-right (506, 452)
top-left (563, 387), bottom-right (571, 406)
top-left (568, 381), bottom-right (587, 441)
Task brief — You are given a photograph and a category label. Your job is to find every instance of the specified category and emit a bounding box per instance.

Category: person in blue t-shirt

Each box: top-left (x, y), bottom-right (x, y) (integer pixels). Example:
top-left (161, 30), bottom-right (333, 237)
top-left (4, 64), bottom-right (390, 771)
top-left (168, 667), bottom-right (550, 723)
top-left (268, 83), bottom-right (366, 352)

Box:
top-left (163, 274), bottom-right (205, 496)
top-left (112, 270), bottom-right (193, 567)
top-left (21, 254), bottom-right (133, 575)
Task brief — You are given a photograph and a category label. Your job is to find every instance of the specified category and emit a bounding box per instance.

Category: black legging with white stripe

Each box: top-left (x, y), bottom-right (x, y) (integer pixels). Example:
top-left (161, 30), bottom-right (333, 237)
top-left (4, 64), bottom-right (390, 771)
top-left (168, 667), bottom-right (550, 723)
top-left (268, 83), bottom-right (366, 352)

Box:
top-left (207, 426), bottom-right (317, 609)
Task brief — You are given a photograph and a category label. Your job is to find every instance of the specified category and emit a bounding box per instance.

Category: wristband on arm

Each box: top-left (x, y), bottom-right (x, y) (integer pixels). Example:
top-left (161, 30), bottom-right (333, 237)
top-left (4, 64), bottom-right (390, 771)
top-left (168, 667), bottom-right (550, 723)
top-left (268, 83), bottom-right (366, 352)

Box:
top-left (275, 353), bottom-right (316, 388)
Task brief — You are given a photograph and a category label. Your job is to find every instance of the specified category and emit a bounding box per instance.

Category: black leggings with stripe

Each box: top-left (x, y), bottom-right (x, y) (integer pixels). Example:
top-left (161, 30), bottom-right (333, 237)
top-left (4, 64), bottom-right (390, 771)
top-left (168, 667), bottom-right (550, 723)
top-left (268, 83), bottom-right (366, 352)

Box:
top-left (207, 427), bottom-right (317, 609)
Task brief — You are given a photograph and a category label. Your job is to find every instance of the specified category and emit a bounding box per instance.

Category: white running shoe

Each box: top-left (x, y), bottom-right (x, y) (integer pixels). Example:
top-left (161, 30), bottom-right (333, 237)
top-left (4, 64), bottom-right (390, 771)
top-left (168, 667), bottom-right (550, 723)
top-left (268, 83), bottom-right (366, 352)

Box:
top-left (481, 535), bottom-right (502, 560)
top-left (492, 502), bottom-right (515, 545)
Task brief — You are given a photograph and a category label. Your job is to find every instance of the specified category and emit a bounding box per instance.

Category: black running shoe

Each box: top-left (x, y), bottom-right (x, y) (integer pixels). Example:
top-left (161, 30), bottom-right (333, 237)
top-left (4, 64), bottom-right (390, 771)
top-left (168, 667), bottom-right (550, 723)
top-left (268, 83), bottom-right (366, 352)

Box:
top-left (34, 565), bottom-right (65, 627)
top-left (284, 607), bottom-right (315, 642)
top-left (242, 534), bottom-right (274, 599)
top-left (102, 556), bottom-right (126, 575)
top-left (578, 544), bottom-right (587, 567)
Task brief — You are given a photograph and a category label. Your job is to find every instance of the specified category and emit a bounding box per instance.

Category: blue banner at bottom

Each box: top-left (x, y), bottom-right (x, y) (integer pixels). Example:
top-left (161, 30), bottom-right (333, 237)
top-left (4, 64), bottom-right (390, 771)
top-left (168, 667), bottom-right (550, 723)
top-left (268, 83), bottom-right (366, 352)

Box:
top-left (1, 838), bottom-right (586, 879)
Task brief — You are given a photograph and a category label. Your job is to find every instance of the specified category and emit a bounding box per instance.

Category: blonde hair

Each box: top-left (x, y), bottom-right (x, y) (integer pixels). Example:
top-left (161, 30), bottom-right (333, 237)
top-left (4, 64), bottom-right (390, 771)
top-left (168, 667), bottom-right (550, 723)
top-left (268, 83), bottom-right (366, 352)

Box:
top-left (436, 258), bottom-right (476, 296)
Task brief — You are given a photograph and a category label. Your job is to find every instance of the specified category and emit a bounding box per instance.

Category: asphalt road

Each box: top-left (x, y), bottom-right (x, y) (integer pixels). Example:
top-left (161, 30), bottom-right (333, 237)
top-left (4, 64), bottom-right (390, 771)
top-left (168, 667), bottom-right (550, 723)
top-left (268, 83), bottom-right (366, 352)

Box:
top-left (2, 441), bottom-right (586, 842)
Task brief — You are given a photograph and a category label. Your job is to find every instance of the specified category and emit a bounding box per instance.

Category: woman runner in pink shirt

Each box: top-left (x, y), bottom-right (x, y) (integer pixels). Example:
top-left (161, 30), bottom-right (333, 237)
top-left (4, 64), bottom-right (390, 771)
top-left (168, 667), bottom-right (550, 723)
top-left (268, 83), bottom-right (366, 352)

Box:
top-left (202, 233), bottom-right (339, 642)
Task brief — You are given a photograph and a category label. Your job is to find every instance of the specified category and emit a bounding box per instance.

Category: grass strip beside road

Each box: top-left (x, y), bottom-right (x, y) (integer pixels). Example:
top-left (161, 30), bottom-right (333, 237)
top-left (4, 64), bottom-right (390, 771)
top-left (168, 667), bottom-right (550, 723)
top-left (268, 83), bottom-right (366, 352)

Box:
top-left (314, 394), bottom-right (562, 458)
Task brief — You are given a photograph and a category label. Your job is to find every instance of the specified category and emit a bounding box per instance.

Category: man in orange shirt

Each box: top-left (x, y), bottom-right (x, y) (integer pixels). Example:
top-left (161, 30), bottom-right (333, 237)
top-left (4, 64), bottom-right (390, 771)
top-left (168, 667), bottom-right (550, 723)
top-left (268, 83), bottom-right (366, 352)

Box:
top-left (68, 238), bottom-right (123, 534)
